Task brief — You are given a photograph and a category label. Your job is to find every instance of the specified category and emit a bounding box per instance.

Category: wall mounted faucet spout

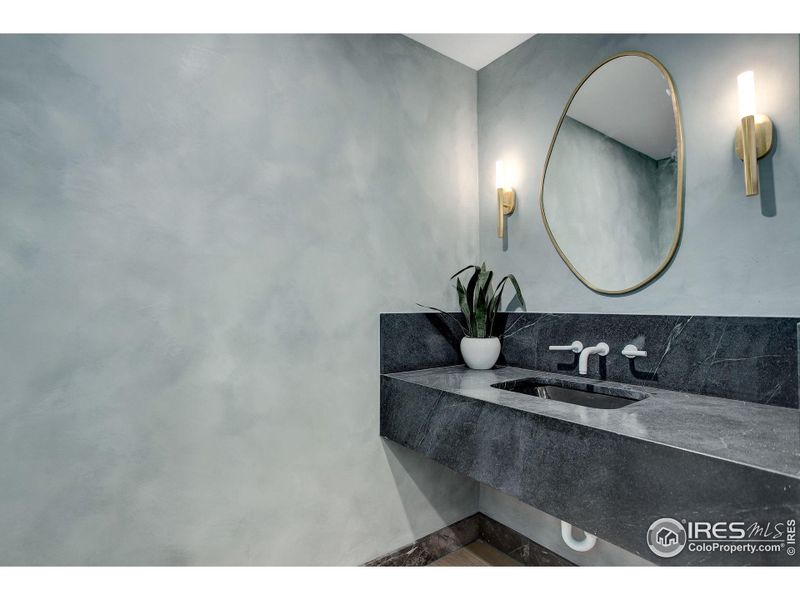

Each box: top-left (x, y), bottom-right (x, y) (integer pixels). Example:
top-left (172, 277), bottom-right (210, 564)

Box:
top-left (578, 342), bottom-right (609, 375)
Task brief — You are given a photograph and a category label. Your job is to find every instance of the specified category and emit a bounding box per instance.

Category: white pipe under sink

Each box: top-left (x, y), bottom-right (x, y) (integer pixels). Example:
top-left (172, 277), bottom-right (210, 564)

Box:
top-left (561, 520), bottom-right (597, 552)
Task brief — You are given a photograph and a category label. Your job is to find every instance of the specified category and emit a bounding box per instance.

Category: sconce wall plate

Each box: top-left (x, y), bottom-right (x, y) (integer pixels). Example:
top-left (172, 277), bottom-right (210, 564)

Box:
top-left (497, 188), bottom-right (516, 238)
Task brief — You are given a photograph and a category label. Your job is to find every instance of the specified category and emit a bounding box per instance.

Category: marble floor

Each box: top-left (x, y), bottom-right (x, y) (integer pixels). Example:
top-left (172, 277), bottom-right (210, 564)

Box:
top-left (429, 540), bottom-right (521, 567)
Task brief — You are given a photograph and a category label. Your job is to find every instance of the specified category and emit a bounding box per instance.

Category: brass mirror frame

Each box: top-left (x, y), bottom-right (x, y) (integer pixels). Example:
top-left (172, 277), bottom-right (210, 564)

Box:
top-left (539, 51), bottom-right (685, 295)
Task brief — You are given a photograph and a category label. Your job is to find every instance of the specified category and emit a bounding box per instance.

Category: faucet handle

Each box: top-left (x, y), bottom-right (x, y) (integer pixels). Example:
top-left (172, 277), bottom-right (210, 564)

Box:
top-left (548, 341), bottom-right (584, 354)
top-left (621, 344), bottom-right (647, 358)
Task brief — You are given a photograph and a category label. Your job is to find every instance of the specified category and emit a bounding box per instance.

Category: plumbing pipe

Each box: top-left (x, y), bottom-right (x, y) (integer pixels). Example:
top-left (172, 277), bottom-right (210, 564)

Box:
top-left (561, 520), bottom-right (597, 552)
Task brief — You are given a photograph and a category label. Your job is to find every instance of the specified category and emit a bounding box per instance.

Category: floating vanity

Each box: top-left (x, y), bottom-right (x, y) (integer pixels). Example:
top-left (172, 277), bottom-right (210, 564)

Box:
top-left (380, 313), bottom-right (800, 566)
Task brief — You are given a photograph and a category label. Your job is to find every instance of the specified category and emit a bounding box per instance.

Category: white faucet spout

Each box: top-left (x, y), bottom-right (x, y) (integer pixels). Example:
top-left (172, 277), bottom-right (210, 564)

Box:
top-left (578, 342), bottom-right (610, 375)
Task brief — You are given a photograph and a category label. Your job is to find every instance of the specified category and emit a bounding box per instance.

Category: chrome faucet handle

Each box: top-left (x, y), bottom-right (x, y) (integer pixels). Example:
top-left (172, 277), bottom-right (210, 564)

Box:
top-left (621, 344), bottom-right (647, 358)
top-left (548, 341), bottom-right (584, 353)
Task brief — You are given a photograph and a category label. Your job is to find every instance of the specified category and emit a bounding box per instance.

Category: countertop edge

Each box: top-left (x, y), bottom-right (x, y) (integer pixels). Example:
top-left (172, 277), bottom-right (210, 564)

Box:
top-left (381, 367), bottom-right (800, 482)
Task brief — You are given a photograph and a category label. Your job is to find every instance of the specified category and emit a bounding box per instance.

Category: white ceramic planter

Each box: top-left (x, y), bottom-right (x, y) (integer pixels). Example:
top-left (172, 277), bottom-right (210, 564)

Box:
top-left (460, 337), bottom-right (501, 370)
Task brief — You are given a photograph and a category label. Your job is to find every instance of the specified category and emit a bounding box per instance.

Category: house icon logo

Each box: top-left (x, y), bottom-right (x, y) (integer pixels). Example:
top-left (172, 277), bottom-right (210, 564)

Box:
top-left (647, 518), bottom-right (687, 558)
top-left (657, 528), bottom-right (678, 546)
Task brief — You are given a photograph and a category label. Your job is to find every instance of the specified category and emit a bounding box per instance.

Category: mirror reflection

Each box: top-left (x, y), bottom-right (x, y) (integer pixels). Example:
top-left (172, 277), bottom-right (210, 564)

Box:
top-left (541, 53), bottom-right (683, 294)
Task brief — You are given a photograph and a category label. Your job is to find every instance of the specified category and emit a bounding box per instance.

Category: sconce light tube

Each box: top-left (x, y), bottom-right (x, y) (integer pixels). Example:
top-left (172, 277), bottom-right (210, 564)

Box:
top-left (737, 71), bottom-right (756, 119)
top-left (495, 160), bottom-right (505, 189)
top-left (495, 160), bottom-right (516, 239)
top-left (735, 70), bottom-right (773, 197)
top-left (737, 71), bottom-right (759, 196)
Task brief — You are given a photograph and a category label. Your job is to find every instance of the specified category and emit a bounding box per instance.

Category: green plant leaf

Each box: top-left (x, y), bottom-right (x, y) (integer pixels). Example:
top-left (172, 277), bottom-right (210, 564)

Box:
top-left (450, 265), bottom-right (478, 280)
top-left (474, 270), bottom-right (493, 338)
top-left (415, 303), bottom-right (469, 336)
top-left (492, 276), bottom-right (510, 300)
top-left (504, 274), bottom-right (527, 311)
top-left (464, 267), bottom-right (480, 335)
top-left (422, 263), bottom-right (525, 340)
top-left (475, 266), bottom-right (490, 302)
top-left (474, 292), bottom-right (487, 338)
top-left (476, 266), bottom-right (492, 334)
top-left (483, 272), bottom-right (494, 316)
top-left (487, 278), bottom-right (508, 337)
top-left (455, 279), bottom-right (472, 336)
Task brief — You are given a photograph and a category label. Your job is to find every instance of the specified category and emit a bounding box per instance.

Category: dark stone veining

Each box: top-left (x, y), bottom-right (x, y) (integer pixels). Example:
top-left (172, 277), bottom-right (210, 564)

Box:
top-left (498, 312), bottom-right (799, 408)
top-left (364, 512), bottom-right (480, 566)
top-left (474, 513), bottom-right (573, 566)
top-left (380, 366), bottom-right (800, 566)
top-left (364, 511), bottom-right (573, 566)
top-left (380, 312), bottom-right (800, 408)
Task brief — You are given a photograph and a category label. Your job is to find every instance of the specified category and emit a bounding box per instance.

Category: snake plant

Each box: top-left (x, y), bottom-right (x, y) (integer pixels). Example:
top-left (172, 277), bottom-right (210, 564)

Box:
top-left (420, 263), bottom-right (526, 339)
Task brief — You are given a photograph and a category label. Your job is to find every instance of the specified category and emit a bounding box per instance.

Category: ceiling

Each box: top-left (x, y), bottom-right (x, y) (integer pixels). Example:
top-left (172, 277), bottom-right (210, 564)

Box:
top-left (404, 34), bottom-right (534, 70)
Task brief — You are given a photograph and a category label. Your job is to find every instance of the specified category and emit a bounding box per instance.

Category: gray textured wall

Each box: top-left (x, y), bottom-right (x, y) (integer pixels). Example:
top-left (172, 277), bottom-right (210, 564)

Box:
top-left (478, 34), bottom-right (800, 314)
top-left (0, 34), bottom-right (479, 565)
top-left (543, 117), bottom-right (677, 291)
top-left (4, 32), bottom-right (796, 567)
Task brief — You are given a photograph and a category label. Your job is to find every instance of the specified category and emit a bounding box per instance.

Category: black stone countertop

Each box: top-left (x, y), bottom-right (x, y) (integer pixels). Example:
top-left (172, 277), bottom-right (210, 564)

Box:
top-left (381, 365), bottom-right (800, 564)
top-left (385, 365), bottom-right (800, 479)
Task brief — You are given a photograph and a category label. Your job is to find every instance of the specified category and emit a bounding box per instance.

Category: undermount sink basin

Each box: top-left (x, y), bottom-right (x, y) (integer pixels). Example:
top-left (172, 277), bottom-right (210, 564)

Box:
top-left (491, 377), bottom-right (647, 410)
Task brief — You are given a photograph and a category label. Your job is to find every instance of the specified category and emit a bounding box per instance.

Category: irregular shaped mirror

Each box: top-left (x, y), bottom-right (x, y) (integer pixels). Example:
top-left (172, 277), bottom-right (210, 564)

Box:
top-left (540, 52), bottom-right (684, 294)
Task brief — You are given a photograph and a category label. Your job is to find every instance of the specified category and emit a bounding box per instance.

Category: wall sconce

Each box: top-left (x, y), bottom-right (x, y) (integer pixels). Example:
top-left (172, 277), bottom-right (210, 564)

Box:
top-left (495, 160), bottom-right (516, 238)
top-left (735, 71), bottom-right (773, 197)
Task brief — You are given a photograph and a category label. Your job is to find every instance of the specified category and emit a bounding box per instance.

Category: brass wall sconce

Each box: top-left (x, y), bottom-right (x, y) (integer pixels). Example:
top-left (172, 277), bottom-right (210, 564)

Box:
top-left (735, 71), bottom-right (773, 197)
top-left (495, 160), bottom-right (516, 238)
